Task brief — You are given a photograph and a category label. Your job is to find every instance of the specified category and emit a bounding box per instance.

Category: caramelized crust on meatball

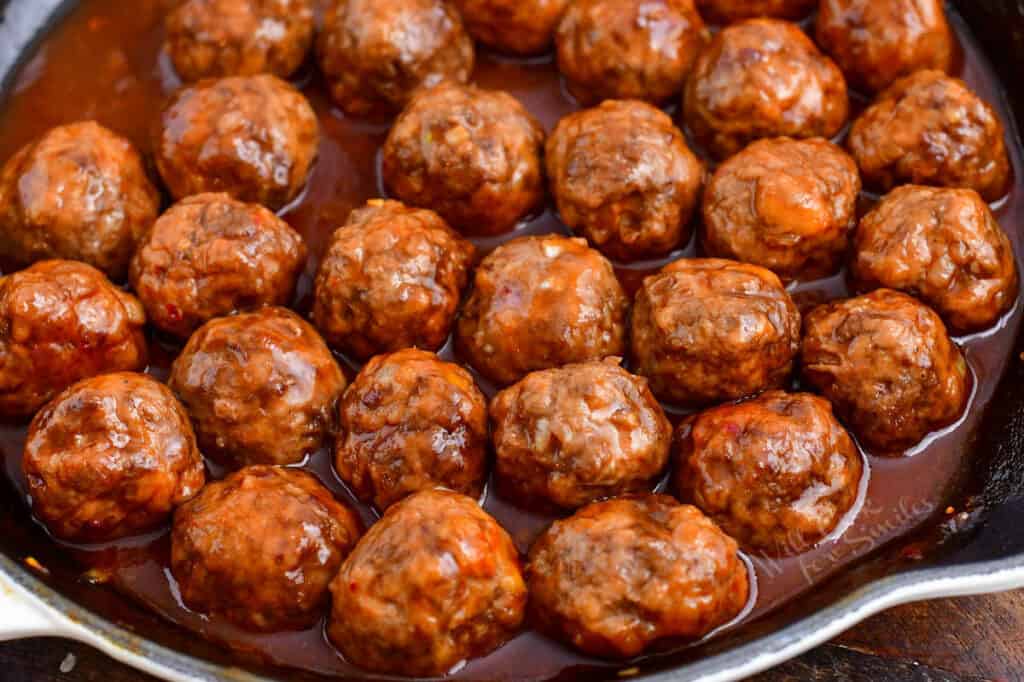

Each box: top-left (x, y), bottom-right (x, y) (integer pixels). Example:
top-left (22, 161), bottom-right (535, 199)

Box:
top-left (454, 0), bottom-right (570, 56)
top-left (696, 0), bottom-right (816, 23)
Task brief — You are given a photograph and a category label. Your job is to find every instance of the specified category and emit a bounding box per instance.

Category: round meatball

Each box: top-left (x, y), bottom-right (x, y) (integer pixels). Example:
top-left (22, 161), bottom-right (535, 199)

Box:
top-left (631, 258), bottom-right (801, 406)
top-left (23, 373), bottom-right (204, 543)
top-left (153, 74), bottom-right (319, 210)
top-left (312, 200), bottom-right (475, 360)
top-left (327, 489), bottom-right (526, 676)
top-left (456, 235), bottom-right (629, 386)
top-left (702, 138), bottom-right (861, 281)
top-left (555, 0), bottom-right (707, 106)
top-left (335, 349), bottom-right (488, 511)
top-left (165, 0), bottom-right (315, 82)
top-left (801, 289), bottom-right (970, 453)
top-left (169, 307), bottom-right (346, 468)
top-left (453, 0), bottom-right (570, 56)
top-left (848, 70), bottom-right (1011, 202)
top-left (172, 466), bottom-right (361, 632)
top-left (317, 0), bottom-right (474, 116)
top-left (675, 391), bottom-right (863, 555)
top-left (0, 122), bottom-right (159, 280)
top-left (526, 495), bottom-right (749, 658)
top-left (683, 19), bottom-right (849, 160)
top-left (547, 100), bottom-right (704, 262)
top-left (0, 260), bottom-right (147, 418)
top-left (695, 0), bottom-right (816, 23)
top-left (382, 82), bottom-right (545, 236)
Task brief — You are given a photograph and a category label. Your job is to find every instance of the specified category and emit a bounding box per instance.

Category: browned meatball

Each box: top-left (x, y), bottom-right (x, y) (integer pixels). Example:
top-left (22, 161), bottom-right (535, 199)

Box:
top-left (169, 307), bottom-right (346, 468)
top-left (0, 261), bottom-right (147, 418)
top-left (683, 19), bottom-right (849, 160)
top-left (702, 138), bottom-right (861, 281)
top-left (801, 289), bottom-right (970, 453)
top-left (0, 122), bottom-right (159, 280)
top-left (547, 100), bottom-right (704, 262)
top-left (23, 373), bottom-right (204, 543)
top-left (312, 200), bottom-right (475, 360)
top-left (631, 258), bottom-right (801, 406)
top-left (848, 71), bottom-right (1011, 202)
top-left (153, 74), bottom-right (319, 210)
top-left (130, 193), bottom-right (307, 339)
top-left (456, 235), bottom-right (629, 386)
top-left (382, 82), bottom-right (545, 236)
top-left (555, 0), bottom-right (706, 106)
top-left (335, 349), bottom-right (488, 510)
top-left (172, 466), bottom-right (361, 632)
top-left (526, 495), bottom-right (748, 658)
top-left (453, 0), bottom-right (570, 56)
top-left (696, 0), bottom-right (816, 23)
top-left (675, 391), bottom-right (863, 556)
top-left (327, 489), bottom-right (526, 675)
top-left (317, 0), bottom-right (474, 116)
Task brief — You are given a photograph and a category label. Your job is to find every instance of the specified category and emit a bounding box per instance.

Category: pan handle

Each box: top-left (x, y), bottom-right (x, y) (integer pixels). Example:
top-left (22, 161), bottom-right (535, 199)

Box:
top-left (0, 569), bottom-right (73, 640)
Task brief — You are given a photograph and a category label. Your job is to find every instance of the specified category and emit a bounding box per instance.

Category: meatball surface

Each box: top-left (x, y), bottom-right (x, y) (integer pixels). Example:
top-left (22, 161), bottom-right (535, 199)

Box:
top-left (695, 0), bottom-right (816, 23)
top-left (327, 489), bottom-right (526, 676)
top-left (456, 235), bottom-right (628, 386)
top-left (24, 373), bottom-right (204, 543)
top-left (0, 122), bottom-right (159, 280)
top-left (454, 0), bottom-right (569, 56)
top-left (547, 100), bottom-right (704, 262)
top-left (382, 82), bottom-right (545, 236)
top-left (526, 495), bottom-right (748, 658)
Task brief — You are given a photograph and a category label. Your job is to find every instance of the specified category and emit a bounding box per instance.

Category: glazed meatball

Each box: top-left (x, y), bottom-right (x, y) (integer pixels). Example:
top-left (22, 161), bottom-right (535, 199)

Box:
top-left (0, 261), bottom-right (147, 418)
top-left (312, 200), bottom-right (475, 360)
top-left (702, 138), bottom-right (861, 281)
top-left (169, 307), bottom-right (346, 468)
top-left (801, 289), bottom-right (970, 453)
top-left (23, 373), bottom-right (204, 543)
top-left (547, 100), bottom-right (704, 262)
top-left (327, 489), bottom-right (526, 676)
top-left (848, 70), bottom-right (1010, 202)
top-left (0, 122), bottom-right (159, 280)
top-left (456, 235), bottom-right (628, 386)
top-left (695, 0), bottom-right (816, 23)
top-left (335, 349), bottom-right (488, 510)
top-left (526, 495), bottom-right (748, 658)
top-left (153, 74), bottom-right (319, 210)
top-left (382, 82), bottom-right (545, 236)
top-left (317, 0), bottom-right (474, 116)
top-left (172, 466), bottom-right (361, 632)
top-left (165, 0), bottom-right (315, 82)
top-left (683, 19), bottom-right (849, 160)
top-left (631, 259), bottom-right (801, 406)
top-left (851, 186), bottom-right (1018, 334)
top-left (555, 0), bottom-right (706, 106)
top-left (491, 360), bottom-right (672, 510)
top-left (453, 0), bottom-right (570, 56)
top-left (130, 193), bottom-right (307, 338)
top-left (675, 391), bottom-right (863, 555)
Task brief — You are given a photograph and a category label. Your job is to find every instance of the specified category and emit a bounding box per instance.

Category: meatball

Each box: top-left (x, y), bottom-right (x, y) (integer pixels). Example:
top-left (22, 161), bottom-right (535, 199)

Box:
top-left (555, 0), bottom-right (706, 106)
top-left (702, 138), bottom-right (861, 281)
top-left (801, 289), bottom-right (970, 453)
top-left (172, 466), bottom-right (361, 632)
top-left (631, 258), bottom-right (801, 406)
top-left (546, 100), bottom-right (704, 262)
top-left (695, 0), bottom-right (816, 23)
top-left (382, 82), bottom-right (545, 236)
top-left (169, 307), bottom-right (346, 468)
top-left (0, 122), bottom-right (159, 280)
top-left (0, 260), bottom-right (147, 418)
top-left (327, 489), bottom-right (526, 676)
top-left (335, 349), bottom-right (488, 511)
top-left (165, 0), bottom-right (315, 82)
top-left (491, 360), bottom-right (672, 510)
top-left (153, 74), bottom-right (319, 210)
top-left (23, 373), bottom-right (204, 543)
top-left (312, 200), bottom-right (475, 360)
top-left (453, 0), bottom-right (570, 56)
top-left (675, 391), bottom-right (863, 555)
top-left (683, 19), bottom-right (849, 160)
top-left (130, 193), bottom-right (307, 339)
top-left (848, 70), bottom-right (1011, 202)
top-left (317, 0), bottom-right (474, 116)
top-left (455, 235), bottom-right (629, 386)
top-left (526, 495), bottom-right (748, 658)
